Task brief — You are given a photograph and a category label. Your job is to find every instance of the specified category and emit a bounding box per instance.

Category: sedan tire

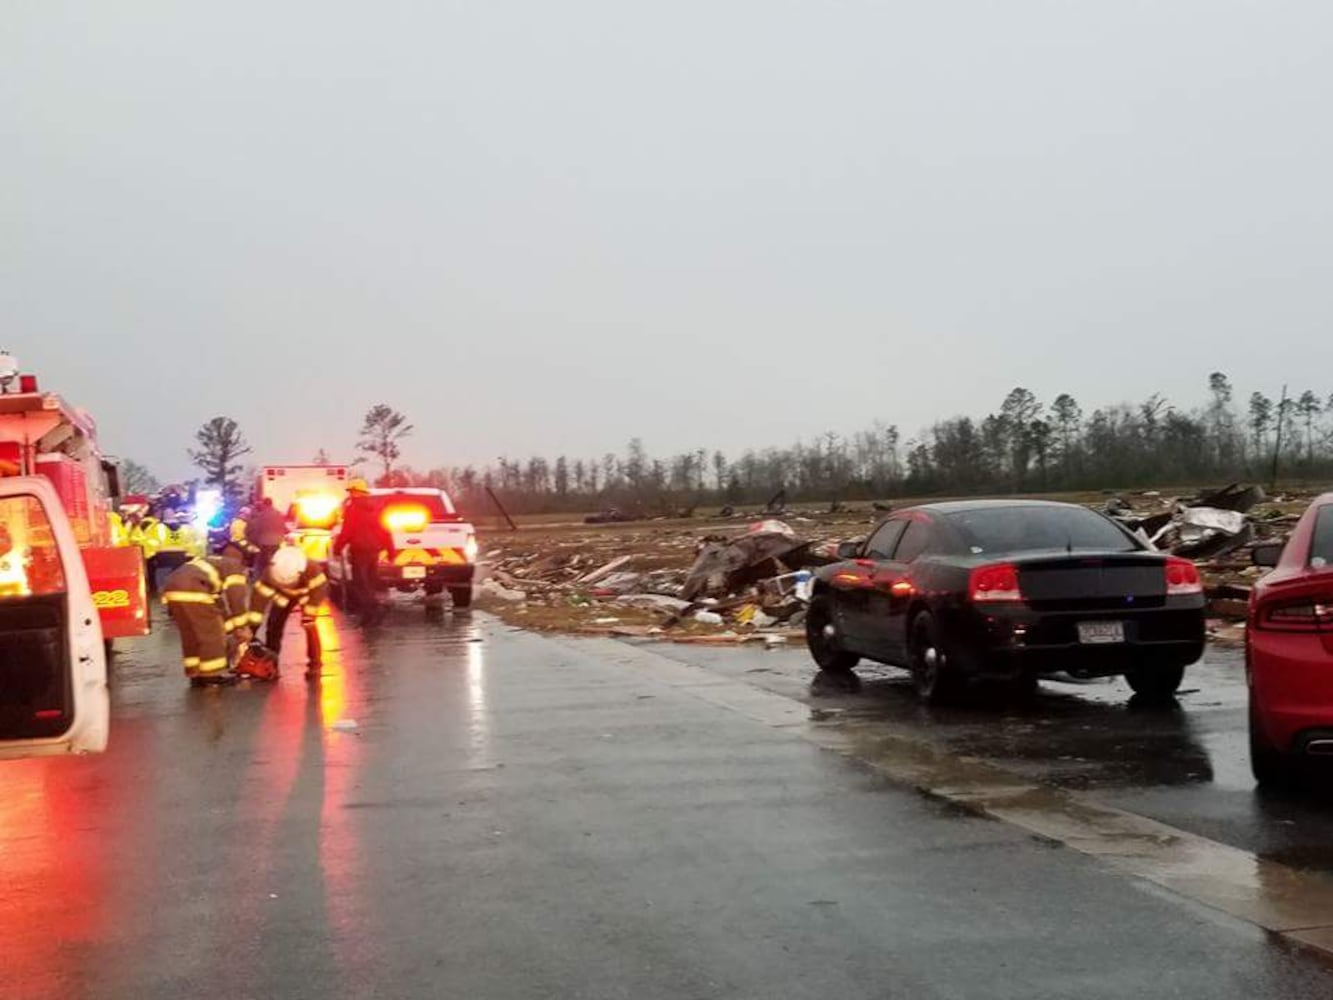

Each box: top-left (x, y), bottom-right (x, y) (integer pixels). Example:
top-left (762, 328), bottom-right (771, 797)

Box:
top-left (1250, 702), bottom-right (1298, 790)
top-left (909, 610), bottom-right (963, 704)
top-left (805, 595), bottom-right (859, 673)
top-left (1124, 660), bottom-right (1186, 702)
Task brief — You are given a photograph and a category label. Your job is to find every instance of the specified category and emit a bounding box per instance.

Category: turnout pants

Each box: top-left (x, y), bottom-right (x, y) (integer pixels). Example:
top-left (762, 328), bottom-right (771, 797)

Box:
top-left (166, 600), bottom-right (229, 677)
top-left (349, 548), bottom-right (380, 617)
top-left (264, 601), bottom-right (322, 666)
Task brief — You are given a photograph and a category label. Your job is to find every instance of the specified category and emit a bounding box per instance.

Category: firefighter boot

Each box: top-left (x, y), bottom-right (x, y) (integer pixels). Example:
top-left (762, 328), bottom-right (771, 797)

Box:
top-left (304, 619), bottom-right (323, 680)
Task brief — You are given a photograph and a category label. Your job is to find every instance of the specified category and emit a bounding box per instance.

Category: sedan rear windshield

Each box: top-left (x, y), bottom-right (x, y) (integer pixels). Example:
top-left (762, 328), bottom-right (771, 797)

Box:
top-left (1310, 505), bottom-right (1333, 568)
top-left (946, 506), bottom-right (1138, 556)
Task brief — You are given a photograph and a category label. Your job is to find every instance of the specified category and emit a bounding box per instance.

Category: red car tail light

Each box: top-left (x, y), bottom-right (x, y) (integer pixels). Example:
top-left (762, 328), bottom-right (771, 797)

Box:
top-left (969, 562), bottom-right (1022, 603)
top-left (1258, 598), bottom-right (1333, 633)
top-left (1165, 557), bottom-right (1202, 596)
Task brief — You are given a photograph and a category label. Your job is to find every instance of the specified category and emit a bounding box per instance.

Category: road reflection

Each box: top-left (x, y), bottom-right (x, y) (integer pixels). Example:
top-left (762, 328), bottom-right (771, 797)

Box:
top-left (466, 635), bottom-right (491, 766)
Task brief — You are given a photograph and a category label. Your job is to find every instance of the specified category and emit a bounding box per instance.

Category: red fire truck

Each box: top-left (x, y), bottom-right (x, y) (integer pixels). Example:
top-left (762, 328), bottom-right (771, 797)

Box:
top-left (0, 360), bottom-right (149, 642)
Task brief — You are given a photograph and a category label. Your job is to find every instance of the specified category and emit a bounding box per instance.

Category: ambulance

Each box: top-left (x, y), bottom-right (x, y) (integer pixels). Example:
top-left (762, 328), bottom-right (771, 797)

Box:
top-left (255, 464), bottom-right (350, 563)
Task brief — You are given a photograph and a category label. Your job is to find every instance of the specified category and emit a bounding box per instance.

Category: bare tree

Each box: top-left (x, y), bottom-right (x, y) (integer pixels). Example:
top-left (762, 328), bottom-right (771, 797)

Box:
top-left (189, 417), bottom-right (252, 504)
top-left (1297, 390), bottom-right (1322, 464)
top-left (119, 459), bottom-right (160, 495)
top-left (357, 405), bottom-right (413, 484)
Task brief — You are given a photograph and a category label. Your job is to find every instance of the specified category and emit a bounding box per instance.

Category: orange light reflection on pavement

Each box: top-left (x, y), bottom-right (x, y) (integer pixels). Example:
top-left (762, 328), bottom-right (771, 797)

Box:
top-left (314, 614), bottom-right (345, 726)
top-left (0, 724), bottom-right (149, 1000)
top-left (314, 607), bottom-right (373, 975)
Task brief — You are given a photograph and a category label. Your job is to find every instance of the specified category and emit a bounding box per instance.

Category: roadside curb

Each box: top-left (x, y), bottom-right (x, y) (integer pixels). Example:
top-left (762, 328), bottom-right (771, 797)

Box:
top-left (558, 632), bottom-right (1333, 966)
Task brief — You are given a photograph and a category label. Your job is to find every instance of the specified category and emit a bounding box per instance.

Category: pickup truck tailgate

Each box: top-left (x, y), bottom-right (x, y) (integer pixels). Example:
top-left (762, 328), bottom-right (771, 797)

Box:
top-left (391, 521), bottom-right (473, 558)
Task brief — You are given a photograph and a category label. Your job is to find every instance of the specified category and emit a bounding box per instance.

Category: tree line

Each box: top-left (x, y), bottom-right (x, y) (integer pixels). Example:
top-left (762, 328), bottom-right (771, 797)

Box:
top-left (128, 375), bottom-right (1333, 516)
top-left (384, 374), bottom-right (1333, 516)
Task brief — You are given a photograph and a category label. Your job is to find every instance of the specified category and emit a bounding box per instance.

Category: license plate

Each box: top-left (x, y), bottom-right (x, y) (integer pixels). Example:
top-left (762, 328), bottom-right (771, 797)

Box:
top-left (401, 566), bottom-right (427, 580)
top-left (1078, 621), bottom-right (1125, 645)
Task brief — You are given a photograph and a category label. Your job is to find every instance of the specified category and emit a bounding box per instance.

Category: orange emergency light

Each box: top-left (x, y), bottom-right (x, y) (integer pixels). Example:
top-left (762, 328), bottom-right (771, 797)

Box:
top-left (294, 492), bottom-right (341, 528)
top-left (382, 505), bottom-right (428, 533)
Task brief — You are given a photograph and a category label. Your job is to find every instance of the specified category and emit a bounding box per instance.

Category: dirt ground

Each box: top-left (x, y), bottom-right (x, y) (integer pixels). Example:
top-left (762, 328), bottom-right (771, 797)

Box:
top-left (472, 486), bottom-right (1328, 649)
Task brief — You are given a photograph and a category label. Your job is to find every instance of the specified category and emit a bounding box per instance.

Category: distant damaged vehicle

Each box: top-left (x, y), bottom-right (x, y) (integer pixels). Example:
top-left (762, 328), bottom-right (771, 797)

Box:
top-left (806, 500), bottom-right (1206, 704)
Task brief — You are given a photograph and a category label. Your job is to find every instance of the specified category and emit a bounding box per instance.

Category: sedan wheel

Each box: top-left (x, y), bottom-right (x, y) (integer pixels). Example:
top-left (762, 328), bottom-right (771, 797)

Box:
top-left (1124, 660), bottom-right (1185, 703)
top-left (805, 596), bottom-right (859, 673)
top-left (1250, 702), bottom-right (1298, 790)
top-left (909, 611), bottom-right (961, 704)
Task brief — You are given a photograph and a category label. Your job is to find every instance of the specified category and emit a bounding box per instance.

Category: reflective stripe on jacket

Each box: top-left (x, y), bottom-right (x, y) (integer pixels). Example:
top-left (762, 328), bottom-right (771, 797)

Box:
top-left (248, 564), bottom-right (329, 625)
top-left (162, 556), bottom-right (251, 632)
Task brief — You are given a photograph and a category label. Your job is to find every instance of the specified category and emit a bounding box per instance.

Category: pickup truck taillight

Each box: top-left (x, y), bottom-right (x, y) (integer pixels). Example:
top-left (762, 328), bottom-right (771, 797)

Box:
top-left (464, 534), bottom-right (478, 562)
top-left (969, 563), bottom-right (1023, 603)
top-left (382, 505), bottom-right (428, 532)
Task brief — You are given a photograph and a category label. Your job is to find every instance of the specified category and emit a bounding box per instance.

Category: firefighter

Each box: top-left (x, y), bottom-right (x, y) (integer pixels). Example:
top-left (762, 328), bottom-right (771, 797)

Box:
top-left (332, 478), bottom-right (389, 623)
top-left (228, 505), bottom-right (258, 563)
top-left (108, 509), bottom-right (130, 547)
top-left (161, 554), bottom-right (251, 686)
top-left (245, 498), bottom-right (288, 575)
top-left (247, 545), bottom-right (328, 678)
top-left (163, 508), bottom-right (206, 560)
top-left (134, 511), bottom-right (168, 594)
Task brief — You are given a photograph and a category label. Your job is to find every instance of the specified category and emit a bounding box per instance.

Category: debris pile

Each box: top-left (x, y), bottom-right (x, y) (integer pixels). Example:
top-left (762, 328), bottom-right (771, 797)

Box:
top-left (476, 485), bottom-right (1314, 648)
top-left (1105, 483), bottom-right (1308, 630)
top-left (1106, 483), bottom-right (1268, 560)
top-left (478, 518), bottom-right (839, 643)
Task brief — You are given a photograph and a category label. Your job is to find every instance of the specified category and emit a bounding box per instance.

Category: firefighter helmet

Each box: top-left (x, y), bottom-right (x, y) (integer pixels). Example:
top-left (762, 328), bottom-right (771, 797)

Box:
top-left (347, 477), bottom-right (370, 495)
top-left (270, 546), bottom-right (308, 587)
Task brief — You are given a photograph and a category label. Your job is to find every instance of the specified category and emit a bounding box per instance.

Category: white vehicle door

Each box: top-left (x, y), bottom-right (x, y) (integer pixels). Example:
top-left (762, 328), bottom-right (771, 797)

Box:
top-left (0, 477), bottom-right (109, 759)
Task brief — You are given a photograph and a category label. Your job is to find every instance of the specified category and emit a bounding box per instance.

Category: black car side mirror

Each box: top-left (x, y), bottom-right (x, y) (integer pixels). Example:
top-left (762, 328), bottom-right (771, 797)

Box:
top-left (836, 541), bottom-right (861, 560)
top-left (1251, 542), bottom-right (1282, 568)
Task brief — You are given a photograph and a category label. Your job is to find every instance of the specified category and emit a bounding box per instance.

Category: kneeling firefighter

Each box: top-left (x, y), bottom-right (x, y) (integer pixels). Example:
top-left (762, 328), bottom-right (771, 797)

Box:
top-left (248, 545), bottom-right (328, 679)
top-left (161, 555), bottom-right (251, 685)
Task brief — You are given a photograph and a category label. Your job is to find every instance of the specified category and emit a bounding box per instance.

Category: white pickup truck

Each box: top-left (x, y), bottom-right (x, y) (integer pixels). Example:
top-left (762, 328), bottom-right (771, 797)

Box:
top-left (326, 487), bottom-right (478, 608)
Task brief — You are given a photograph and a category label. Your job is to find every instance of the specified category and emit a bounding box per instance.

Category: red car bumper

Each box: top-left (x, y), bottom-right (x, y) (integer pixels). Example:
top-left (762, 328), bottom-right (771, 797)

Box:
top-left (1249, 630), bottom-right (1333, 752)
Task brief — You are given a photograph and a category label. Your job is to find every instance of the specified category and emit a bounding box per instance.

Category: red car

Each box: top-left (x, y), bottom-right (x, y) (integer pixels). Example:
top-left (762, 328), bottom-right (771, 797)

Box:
top-left (1247, 492), bottom-right (1333, 786)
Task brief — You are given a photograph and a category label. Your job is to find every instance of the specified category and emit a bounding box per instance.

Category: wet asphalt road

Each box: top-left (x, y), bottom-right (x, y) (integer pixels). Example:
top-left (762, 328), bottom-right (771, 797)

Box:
top-left (650, 642), bottom-right (1333, 877)
top-left (4, 608), bottom-right (1333, 999)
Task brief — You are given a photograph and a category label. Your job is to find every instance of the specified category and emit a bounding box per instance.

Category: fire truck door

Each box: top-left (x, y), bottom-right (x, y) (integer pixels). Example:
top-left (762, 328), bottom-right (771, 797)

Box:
top-left (0, 477), bottom-right (109, 759)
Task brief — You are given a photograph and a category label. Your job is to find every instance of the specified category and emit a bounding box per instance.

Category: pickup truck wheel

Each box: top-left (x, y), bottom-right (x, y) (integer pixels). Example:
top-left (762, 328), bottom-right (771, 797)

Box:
top-left (449, 586), bottom-right (473, 609)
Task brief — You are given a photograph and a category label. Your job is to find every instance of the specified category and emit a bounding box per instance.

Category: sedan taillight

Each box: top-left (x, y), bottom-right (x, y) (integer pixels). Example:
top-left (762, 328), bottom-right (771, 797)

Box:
top-left (1165, 557), bottom-right (1202, 596)
top-left (970, 562), bottom-right (1022, 603)
top-left (1259, 598), bottom-right (1333, 633)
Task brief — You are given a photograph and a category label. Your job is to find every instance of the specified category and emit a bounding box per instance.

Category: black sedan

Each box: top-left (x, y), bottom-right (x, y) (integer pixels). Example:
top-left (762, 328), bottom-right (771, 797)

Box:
top-left (806, 500), bottom-right (1206, 703)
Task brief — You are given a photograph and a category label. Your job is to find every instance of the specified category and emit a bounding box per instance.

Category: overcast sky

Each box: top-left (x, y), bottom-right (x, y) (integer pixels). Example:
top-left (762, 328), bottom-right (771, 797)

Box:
top-left (3, 1), bottom-right (1331, 482)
